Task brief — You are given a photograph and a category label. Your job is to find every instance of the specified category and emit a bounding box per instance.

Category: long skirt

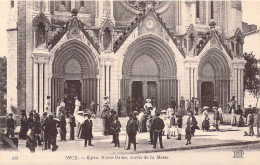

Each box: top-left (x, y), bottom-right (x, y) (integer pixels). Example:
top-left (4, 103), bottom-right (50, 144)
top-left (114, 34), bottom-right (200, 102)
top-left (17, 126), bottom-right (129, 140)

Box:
top-left (219, 114), bottom-right (224, 124)
top-left (77, 123), bottom-right (83, 138)
top-left (231, 115), bottom-right (237, 126)
top-left (202, 119), bottom-right (210, 131)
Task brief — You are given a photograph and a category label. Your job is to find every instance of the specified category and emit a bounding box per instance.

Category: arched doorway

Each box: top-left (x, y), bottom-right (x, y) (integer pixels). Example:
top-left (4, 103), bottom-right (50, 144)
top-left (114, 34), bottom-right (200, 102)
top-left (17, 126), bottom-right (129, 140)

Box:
top-left (198, 49), bottom-right (230, 110)
top-left (51, 40), bottom-right (98, 114)
top-left (121, 35), bottom-right (177, 111)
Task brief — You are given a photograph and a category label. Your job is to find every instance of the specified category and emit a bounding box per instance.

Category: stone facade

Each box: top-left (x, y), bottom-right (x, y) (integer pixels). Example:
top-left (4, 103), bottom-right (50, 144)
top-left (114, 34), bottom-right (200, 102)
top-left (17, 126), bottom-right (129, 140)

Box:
top-left (7, 1), bottom-right (246, 116)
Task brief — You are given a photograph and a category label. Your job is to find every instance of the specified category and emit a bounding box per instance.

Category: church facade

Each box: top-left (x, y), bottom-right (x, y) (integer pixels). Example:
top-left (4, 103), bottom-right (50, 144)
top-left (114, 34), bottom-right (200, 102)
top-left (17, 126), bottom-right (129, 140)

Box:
top-left (7, 1), bottom-right (246, 115)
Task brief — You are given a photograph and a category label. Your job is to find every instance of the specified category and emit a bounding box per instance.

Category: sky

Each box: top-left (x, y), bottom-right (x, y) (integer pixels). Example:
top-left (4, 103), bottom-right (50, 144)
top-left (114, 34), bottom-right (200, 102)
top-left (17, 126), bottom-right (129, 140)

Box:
top-left (0, 0), bottom-right (260, 58)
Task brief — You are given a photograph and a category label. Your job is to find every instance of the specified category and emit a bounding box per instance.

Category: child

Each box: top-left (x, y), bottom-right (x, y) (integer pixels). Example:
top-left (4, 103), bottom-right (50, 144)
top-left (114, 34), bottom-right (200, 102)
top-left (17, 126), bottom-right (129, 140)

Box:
top-left (185, 122), bottom-right (191, 145)
top-left (169, 112), bottom-right (176, 137)
top-left (176, 114), bottom-right (183, 140)
top-left (111, 115), bottom-right (121, 147)
top-left (81, 113), bottom-right (94, 147)
top-left (26, 124), bottom-right (37, 153)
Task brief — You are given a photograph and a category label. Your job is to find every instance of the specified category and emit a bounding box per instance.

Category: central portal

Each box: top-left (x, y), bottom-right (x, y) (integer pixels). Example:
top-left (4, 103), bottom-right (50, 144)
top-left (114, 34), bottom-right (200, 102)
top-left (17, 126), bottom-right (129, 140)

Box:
top-left (121, 35), bottom-right (178, 109)
top-left (201, 82), bottom-right (214, 111)
top-left (64, 80), bottom-right (82, 115)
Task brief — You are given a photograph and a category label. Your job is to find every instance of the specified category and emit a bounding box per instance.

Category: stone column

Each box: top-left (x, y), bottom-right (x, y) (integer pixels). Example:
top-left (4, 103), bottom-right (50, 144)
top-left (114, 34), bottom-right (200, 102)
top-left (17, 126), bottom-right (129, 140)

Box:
top-left (33, 62), bottom-right (39, 111)
top-left (232, 58), bottom-right (246, 108)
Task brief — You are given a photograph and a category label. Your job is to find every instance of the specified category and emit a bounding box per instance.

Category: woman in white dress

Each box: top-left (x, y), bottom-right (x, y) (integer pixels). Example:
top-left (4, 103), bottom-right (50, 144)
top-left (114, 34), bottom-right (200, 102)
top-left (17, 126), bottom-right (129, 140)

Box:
top-left (74, 96), bottom-right (81, 117)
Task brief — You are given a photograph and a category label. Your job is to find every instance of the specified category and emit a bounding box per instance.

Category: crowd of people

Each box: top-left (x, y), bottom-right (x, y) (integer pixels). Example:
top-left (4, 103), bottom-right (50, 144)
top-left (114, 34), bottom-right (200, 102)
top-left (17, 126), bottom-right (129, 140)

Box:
top-left (3, 95), bottom-right (260, 153)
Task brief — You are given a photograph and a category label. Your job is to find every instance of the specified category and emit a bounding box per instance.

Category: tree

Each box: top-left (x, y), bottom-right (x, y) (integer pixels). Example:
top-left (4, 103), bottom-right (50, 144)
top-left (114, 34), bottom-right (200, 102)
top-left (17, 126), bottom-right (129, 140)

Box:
top-left (0, 56), bottom-right (7, 115)
top-left (243, 52), bottom-right (260, 107)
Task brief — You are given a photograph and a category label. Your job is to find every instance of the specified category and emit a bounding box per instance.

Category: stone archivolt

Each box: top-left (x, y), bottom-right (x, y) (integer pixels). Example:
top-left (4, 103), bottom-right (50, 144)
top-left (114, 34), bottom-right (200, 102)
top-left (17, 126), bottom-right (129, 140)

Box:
top-left (52, 39), bottom-right (98, 78)
top-left (122, 35), bottom-right (177, 79)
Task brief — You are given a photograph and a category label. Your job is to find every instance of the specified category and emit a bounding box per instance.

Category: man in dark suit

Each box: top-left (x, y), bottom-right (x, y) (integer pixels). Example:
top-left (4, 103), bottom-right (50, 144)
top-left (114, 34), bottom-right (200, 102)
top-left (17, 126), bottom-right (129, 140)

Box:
top-left (69, 112), bottom-right (76, 140)
top-left (41, 112), bottom-right (50, 150)
top-left (42, 114), bottom-right (59, 151)
top-left (6, 113), bottom-right (15, 138)
top-left (151, 112), bottom-right (165, 149)
top-left (81, 113), bottom-right (94, 147)
top-left (126, 113), bottom-right (138, 151)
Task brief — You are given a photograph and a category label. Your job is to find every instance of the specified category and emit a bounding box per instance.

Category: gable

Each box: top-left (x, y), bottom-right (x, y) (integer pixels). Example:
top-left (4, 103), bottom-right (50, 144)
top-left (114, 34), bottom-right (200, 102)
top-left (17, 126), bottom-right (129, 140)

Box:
top-left (113, 8), bottom-right (184, 56)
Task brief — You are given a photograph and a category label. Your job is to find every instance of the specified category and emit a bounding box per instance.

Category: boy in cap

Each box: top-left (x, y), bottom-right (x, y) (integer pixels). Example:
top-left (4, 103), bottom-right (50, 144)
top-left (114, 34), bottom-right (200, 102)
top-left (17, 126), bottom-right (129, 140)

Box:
top-left (169, 112), bottom-right (176, 137)
top-left (81, 113), bottom-right (94, 147)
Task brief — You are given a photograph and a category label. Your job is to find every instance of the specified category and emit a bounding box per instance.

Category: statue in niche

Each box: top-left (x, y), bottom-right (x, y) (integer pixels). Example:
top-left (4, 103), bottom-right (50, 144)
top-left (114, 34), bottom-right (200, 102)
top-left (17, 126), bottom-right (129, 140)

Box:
top-left (36, 22), bottom-right (48, 48)
top-left (188, 33), bottom-right (194, 55)
top-left (103, 27), bottom-right (112, 51)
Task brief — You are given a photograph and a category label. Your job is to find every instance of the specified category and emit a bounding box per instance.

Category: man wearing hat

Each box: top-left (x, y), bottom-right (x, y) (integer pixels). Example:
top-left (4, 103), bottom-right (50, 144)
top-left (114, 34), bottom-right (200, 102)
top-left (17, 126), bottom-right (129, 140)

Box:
top-left (69, 111), bottom-right (76, 140)
top-left (151, 112), bottom-right (165, 149)
top-left (179, 97), bottom-right (185, 116)
top-left (126, 113), bottom-right (138, 151)
top-left (6, 113), bottom-right (15, 138)
top-left (213, 106), bottom-right (220, 131)
top-left (170, 97), bottom-right (177, 110)
top-left (213, 97), bottom-right (219, 108)
top-left (81, 113), bottom-right (94, 147)
top-left (41, 112), bottom-right (49, 149)
top-left (42, 114), bottom-right (59, 151)
top-left (19, 110), bottom-right (28, 140)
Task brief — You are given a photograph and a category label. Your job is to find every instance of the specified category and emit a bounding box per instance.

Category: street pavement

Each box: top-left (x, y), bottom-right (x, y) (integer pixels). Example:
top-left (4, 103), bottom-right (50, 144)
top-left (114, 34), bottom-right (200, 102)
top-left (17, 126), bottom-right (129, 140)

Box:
top-left (5, 113), bottom-right (260, 155)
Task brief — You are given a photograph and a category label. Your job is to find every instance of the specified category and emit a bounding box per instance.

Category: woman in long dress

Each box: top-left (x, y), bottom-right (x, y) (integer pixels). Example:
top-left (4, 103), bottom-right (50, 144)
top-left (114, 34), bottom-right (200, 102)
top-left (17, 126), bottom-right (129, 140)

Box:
top-left (74, 97), bottom-right (81, 117)
top-left (230, 108), bottom-right (237, 126)
top-left (202, 106), bottom-right (210, 131)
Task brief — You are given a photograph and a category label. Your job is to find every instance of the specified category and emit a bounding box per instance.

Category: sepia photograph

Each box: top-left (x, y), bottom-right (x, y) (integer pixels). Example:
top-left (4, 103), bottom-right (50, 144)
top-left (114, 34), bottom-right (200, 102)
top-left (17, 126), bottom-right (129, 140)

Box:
top-left (0, 0), bottom-right (260, 164)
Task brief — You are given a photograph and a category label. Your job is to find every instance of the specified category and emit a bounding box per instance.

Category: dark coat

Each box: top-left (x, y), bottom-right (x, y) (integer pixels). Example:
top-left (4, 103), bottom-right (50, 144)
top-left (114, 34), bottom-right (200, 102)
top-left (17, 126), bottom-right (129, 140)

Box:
top-left (81, 119), bottom-right (93, 139)
top-left (126, 119), bottom-right (138, 135)
top-left (59, 115), bottom-right (66, 129)
top-left (176, 117), bottom-right (183, 128)
top-left (33, 120), bottom-right (41, 134)
top-left (170, 100), bottom-right (177, 109)
top-left (69, 116), bottom-right (76, 127)
top-left (213, 110), bottom-right (220, 120)
top-left (6, 118), bottom-right (15, 129)
top-left (151, 117), bottom-right (165, 131)
top-left (236, 108), bottom-right (243, 115)
top-left (111, 120), bottom-right (121, 134)
top-left (187, 116), bottom-right (199, 129)
top-left (42, 119), bottom-right (59, 136)
top-left (27, 117), bottom-right (34, 126)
